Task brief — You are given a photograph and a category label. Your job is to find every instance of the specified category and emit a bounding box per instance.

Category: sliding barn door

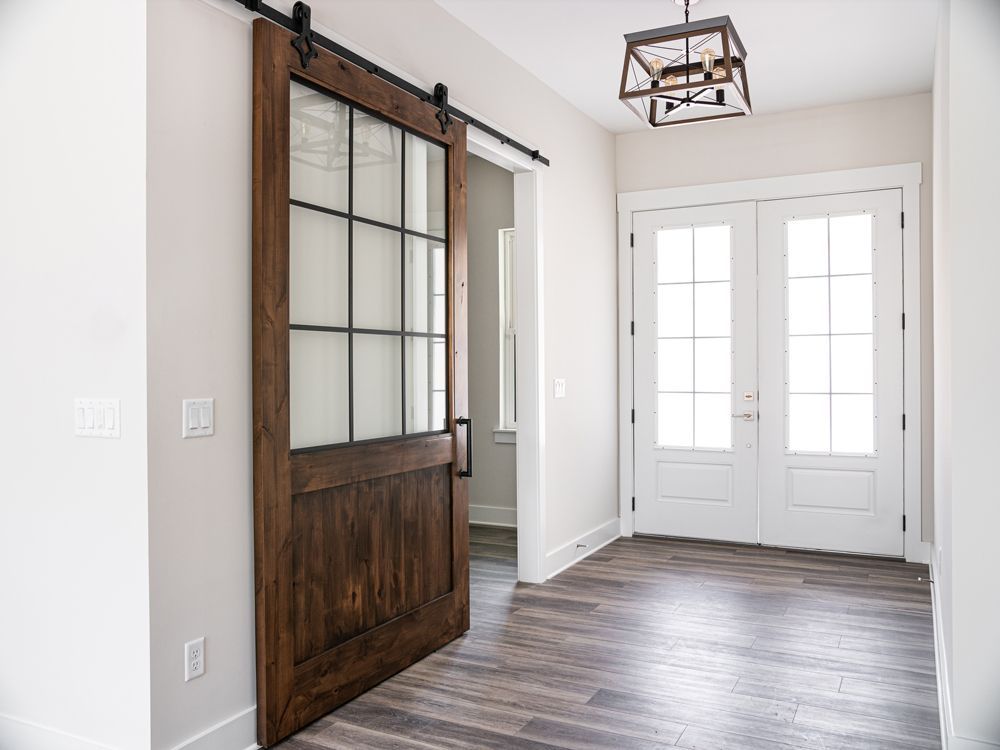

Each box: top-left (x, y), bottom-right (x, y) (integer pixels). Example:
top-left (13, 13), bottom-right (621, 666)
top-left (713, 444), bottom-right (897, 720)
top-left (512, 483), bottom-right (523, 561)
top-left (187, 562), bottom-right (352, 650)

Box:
top-left (252, 19), bottom-right (469, 747)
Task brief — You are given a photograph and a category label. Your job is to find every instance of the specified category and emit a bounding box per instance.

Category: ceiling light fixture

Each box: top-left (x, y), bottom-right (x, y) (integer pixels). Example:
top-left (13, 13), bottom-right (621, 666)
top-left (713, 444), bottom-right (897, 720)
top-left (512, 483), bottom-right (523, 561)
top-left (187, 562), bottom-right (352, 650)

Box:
top-left (619, 0), bottom-right (752, 128)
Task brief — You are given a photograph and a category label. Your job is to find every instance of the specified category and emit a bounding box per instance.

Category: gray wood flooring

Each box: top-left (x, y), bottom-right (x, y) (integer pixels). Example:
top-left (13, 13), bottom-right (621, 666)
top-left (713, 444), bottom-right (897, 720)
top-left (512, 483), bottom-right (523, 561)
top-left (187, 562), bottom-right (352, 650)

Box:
top-left (278, 526), bottom-right (941, 749)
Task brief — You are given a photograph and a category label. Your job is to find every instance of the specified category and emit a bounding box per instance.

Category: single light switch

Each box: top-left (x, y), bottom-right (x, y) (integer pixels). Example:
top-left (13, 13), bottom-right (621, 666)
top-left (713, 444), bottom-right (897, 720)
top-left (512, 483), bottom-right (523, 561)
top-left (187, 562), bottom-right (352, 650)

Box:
top-left (182, 398), bottom-right (215, 438)
top-left (553, 378), bottom-right (567, 399)
top-left (74, 398), bottom-right (121, 438)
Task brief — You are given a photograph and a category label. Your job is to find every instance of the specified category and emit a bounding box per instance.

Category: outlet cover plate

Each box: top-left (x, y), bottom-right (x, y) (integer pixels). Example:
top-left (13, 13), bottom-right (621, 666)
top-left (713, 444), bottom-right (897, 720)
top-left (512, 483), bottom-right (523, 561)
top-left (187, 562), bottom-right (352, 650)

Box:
top-left (184, 637), bottom-right (205, 682)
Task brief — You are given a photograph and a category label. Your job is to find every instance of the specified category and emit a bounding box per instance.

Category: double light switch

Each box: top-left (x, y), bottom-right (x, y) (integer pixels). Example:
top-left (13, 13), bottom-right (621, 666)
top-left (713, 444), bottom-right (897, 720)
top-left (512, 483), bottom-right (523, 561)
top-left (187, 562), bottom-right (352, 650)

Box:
top-left (182, 398), bottom-right (215, 438)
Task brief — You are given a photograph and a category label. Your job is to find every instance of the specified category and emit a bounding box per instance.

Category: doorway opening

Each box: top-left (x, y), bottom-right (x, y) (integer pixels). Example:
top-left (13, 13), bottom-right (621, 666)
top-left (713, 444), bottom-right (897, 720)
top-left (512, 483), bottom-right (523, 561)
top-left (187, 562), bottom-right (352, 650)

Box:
top-left (466, 153), bottom-right (519, 587)
top-left (617, 164), bottom-right (926, 563)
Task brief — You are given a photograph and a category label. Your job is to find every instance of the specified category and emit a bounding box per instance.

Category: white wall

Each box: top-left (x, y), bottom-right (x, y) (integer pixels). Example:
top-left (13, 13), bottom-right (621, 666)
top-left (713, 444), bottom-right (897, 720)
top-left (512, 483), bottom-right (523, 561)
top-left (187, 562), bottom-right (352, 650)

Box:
top-left (467, 156), bottom-right (517, 526)
top-left (146, 2), bottom-right (257, 749)
top-left (146, 0), bottom-right (617, 746)
top-left (0, 2), bottom-right (151, 749)
top-left (932, 0), bottom-right (1000, 746)
top-left (617, 93), bottom-right (936, 540)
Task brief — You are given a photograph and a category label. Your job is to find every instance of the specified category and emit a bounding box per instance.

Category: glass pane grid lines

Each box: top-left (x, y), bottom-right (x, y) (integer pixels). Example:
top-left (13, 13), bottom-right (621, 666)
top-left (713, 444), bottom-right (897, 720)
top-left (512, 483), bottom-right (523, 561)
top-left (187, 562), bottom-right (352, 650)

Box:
top-left (289, 78), bottom-right (449, 452)
top-left (784, 211), bottom-right (878, 457)
top-left (654, 223), bottom-right (734, 451)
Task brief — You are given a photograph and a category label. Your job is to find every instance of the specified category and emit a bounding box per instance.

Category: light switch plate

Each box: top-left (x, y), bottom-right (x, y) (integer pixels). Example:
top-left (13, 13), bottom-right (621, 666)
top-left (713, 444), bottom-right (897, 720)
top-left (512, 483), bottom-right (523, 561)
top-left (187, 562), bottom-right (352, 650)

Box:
top-left (182, 398), bottom-right (215, 439)
top-left (74, 398), bottom-right (121, 438)
top-left (553, 378), bottom-right (567, 399)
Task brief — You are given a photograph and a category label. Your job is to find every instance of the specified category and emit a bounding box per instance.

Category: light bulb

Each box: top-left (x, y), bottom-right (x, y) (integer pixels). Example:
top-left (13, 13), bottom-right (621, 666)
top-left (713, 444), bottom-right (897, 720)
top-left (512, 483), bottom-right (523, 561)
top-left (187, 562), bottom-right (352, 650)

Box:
top-left (648, 57), bottom-right (664, 81)
top-left (664, 74), bottom-right (678, 87)
top-left (712, 65), bottom-right (726, 79)
top-left (700, 47), bottom-right (716, 74)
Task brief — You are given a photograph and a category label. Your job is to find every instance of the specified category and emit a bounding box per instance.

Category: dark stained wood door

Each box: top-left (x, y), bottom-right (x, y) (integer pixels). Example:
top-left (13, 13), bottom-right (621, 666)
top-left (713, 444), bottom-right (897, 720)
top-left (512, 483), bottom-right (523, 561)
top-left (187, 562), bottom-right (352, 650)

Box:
top-left (251, 18), bottom-right (469, 747)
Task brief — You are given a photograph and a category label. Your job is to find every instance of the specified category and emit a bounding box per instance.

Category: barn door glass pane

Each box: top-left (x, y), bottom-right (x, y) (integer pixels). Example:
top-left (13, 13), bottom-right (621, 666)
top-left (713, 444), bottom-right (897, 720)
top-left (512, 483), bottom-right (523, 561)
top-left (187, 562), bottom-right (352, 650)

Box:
top-left (655, 225), bottom-right (733, 450)
top-left (288, 79), bottom-right (449, 450)
top-left (785, 213), bottom-right (875, 455)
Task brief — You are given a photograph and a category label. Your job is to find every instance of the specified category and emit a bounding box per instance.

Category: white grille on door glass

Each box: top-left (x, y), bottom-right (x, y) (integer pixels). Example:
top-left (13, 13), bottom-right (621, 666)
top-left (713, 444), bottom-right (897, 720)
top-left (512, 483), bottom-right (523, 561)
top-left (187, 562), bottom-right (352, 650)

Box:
top-left (785, 212), bottom-right (876, 455)
top-left (655, 224), bottom-right (733, 450)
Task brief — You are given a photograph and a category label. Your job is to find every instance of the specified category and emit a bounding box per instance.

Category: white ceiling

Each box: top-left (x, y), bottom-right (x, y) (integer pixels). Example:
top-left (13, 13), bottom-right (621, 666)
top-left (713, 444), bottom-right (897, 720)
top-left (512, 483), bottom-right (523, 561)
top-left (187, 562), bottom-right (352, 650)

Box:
top-left (433, 0), bottom-right (941, 133)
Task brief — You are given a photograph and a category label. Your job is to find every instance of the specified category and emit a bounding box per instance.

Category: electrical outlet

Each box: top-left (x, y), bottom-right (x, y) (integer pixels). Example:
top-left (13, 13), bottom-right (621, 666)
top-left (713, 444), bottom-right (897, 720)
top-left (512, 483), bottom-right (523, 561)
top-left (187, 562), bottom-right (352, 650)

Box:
top-left (184, 637), bottom-right (205, 682)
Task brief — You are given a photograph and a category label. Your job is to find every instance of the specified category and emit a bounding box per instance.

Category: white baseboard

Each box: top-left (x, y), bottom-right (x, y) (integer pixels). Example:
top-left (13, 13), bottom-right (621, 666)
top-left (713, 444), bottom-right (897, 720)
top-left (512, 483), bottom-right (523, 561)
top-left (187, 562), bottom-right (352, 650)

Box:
top-left (930, 560), bottom-right (1000, 750)
top-left (0, 712), bottom-right (116, 750)
top-left (469, 504), bottom-right (517, 527)
top-left (544, 518), bottom-right (620, 580)
top-left (169, 705), bottom-right (257, 750)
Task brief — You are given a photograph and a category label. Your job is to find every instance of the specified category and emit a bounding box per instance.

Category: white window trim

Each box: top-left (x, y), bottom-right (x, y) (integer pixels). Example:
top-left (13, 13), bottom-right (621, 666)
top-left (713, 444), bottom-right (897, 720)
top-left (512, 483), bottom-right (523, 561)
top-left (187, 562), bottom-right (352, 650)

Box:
top-left (497, 227), bottom-right (517, 440)
top-left (617, 162), bottom-right (926, 564)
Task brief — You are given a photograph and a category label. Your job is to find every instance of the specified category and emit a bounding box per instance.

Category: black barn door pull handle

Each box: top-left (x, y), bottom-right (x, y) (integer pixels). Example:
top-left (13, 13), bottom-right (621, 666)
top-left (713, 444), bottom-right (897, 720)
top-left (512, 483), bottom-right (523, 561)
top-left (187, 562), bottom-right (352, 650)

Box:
top-left (457, 417), bottom-right (473, 478)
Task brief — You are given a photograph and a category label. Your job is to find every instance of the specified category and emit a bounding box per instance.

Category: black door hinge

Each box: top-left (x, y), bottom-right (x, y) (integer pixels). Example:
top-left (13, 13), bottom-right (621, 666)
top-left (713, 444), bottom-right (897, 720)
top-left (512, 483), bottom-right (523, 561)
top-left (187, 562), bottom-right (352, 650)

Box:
top-left (630, 321), bottom-right (635, 336)
top-left (902, 313), bottom-right (906, 330)
top-left (432, 83), bottom-right (453, 134)
top-left (901, 212), bottom-right (905, 229)
top-left (903, 515), bottom-right (907, 532)
top-left (290, 2), bottom-right (318, 69)
top-left (630, 232), bottom-right (634, 247)
top-left (631, 408), bottom-right (635, 424)
top-left (902, 414), bottom-right (906, 430)
top-left (632, 497), bottom-right (636, 512)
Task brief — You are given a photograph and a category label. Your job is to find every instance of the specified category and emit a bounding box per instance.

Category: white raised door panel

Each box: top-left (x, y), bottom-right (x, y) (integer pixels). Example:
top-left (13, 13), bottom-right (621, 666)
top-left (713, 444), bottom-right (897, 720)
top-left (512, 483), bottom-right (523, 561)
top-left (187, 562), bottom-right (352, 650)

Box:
top-left (757, 190), bottom-right (904, 556)
top-left (633, 203), bottom-right (757, 543)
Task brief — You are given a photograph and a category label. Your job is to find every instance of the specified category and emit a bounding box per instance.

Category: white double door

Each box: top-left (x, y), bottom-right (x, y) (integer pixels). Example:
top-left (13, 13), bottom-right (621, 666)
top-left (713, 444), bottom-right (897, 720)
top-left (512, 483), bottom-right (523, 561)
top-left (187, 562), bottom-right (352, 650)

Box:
top-left (633, 190), bottom-right (905, 556)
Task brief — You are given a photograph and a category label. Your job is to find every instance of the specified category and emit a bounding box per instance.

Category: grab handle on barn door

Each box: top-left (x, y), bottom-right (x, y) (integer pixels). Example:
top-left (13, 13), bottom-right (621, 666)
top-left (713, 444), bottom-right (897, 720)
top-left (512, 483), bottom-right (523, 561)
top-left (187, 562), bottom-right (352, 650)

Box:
top-left (456, 417), bottom-right (473, 478)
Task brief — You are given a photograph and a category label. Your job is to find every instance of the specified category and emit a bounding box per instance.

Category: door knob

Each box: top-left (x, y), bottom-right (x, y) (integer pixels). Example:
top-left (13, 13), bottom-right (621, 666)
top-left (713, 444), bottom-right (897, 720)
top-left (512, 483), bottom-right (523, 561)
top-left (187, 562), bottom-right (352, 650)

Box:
top-left (731, 411), bottom-right (754, 421)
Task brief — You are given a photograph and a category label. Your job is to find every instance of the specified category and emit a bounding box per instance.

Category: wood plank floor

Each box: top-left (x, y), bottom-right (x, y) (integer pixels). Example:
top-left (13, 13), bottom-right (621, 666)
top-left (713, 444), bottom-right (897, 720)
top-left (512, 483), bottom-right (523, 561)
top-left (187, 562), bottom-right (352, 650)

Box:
top-left (278, 526), bottom-right (941, 749)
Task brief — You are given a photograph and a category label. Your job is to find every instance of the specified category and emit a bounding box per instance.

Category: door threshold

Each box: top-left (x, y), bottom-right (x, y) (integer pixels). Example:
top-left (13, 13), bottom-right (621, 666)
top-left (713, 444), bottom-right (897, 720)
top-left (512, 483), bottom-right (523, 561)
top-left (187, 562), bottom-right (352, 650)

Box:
top-left (631, 532), bottom-right (907, 562)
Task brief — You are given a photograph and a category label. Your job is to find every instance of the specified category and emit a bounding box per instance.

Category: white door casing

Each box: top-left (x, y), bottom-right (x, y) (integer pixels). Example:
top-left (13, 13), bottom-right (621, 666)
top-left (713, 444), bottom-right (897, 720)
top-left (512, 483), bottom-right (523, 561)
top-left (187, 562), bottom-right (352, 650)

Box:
top-left (757, 190), bottom-right (904, 556)
top-left (633, 202), bottom-right (758, 543)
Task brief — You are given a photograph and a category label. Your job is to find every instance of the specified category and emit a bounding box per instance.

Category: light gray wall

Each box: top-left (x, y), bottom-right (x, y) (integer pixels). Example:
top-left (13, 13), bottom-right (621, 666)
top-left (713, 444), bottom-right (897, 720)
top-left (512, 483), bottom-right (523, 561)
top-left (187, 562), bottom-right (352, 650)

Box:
top-left (932, 0), bottom-right (1000, 744)
top-left (468, 155), bottom-right (516, 526)
top-left (617, 92), bottom-right (935, 541)
top-left (0, 2), bottom-right (151, 749)
top-left (146, 0), bottom-right (617, 747)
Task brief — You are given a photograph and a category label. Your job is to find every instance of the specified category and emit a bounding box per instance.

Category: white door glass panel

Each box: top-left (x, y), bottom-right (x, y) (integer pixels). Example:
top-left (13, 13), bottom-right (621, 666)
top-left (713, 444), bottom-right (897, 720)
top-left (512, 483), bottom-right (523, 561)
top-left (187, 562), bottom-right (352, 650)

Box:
top-left (788, 335), bottom-right (829, 393)
top-left (404, 236), bottom-right (446, 334)
top-left (832, 394), bottom-right (874, 454)
top-left (404, 133), bottom-right (447, 239)
top-left (787, 277), bottom-right (829, 335)
top-left (290, 330), bottom-right (349, 449)
top-left (694, 338), bottom-right (731, 393)
top-left (634, 203), bottom-right (757, 544)
top-left (759, 192), bottom-right (903, 556)
top-left (831, 335), bottom-right (874, 393)
top-left (353, 222), bottom-right (401, 330)
top-left (657, 284), bottom-right (693, 337)
top-left (830, 275), bottom-right (873, 334)
top-left (830, 214), bottom-right (872, 275)
top-left (657, 228), bottom-right (693, 282)
top-left (694, 225), bottom-right (730, 281)
top-left (352, 111), bottom-right (402, 225)
top-left (657, 393), bottom-right (693, 447)
top-left (788, 394), bottom-right (830, 453)
top-left (786, 216), bottom-right (828, 278)
top-left (353, 334), bottom-right (402, 440)
top-left (289, 206), bottom-right (349, 327)
top-left (405, 336), bottom-right (448, 433)
top-left (693, 282), bottom-right (731, 337)
top-left (657, 338), bottom-right (692, 392)
top-left (694, 393), bottom-right (731, 449)
top-left (289, 80), bottom-right (349, 212)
